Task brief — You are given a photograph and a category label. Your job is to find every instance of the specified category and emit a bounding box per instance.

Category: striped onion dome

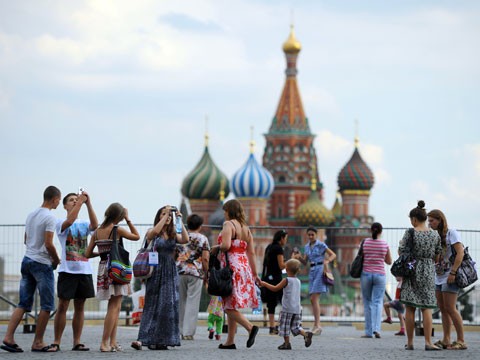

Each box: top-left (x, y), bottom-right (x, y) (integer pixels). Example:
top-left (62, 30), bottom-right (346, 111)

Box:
top-left (337, 143), bottom-right (374, 191)
top-left (231, 152), bottom-right (274, 198)
top-left (181, 146), bottom-right (230, 200)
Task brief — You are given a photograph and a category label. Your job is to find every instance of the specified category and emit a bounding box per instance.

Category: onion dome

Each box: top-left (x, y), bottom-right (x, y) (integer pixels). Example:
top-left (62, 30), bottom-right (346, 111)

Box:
top-left (231, 136), bottom-right (274, 198)
top-left (181, 134), bottom-right (230, 200)
top-left (295, 166), bottom-right (334, 226)
top-left (337, 138), bottom-right (374, 191)
top-left (282, 25), bottom-right (302, 54)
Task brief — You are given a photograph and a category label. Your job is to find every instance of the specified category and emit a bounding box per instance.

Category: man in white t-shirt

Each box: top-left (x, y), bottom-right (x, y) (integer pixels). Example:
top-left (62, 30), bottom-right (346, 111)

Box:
top-left (52, 190), bottom-right (98, 352)
top-left (1, 186), bottom-right (61, 353)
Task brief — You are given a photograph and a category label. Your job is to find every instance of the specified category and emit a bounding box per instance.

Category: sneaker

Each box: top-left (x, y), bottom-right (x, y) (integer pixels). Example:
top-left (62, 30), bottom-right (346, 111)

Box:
top-left (278, 343), bottom-right (292, 350)
top-left (395, 330), bottom-right (405, 336)
top-left (269, 327), bottom-right (279, 335)
top-left (208, 329), bottom-right (214, 340)
top-left (215, 335), bottom-right (221, 341)
top-left (382, 317), bottom-right (392, 324)
top-left (304, 331), bottom-right (313, 348)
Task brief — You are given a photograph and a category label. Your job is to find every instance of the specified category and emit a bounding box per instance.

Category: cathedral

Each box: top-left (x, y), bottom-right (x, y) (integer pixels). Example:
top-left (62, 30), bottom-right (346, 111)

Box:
top-left (180, 26), bottom-right (375, 278)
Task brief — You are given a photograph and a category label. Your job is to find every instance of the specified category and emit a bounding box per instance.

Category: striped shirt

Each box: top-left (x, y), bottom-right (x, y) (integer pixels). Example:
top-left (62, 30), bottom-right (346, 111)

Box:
top-left (362, 238), bottom-right (389, 274)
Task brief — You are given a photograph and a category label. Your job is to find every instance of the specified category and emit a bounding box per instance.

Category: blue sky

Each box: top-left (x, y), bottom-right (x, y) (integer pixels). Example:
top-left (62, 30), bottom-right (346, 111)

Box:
top-left (0, 0), bottom-right (479, 229)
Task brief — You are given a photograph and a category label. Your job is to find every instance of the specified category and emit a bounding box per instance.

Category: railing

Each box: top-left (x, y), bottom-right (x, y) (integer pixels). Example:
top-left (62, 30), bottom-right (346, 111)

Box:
top-left (0, 224), bottom-right (478, 325)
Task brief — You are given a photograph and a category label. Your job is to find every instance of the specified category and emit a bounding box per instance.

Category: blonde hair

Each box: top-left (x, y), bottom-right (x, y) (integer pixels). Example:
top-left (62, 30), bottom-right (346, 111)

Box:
top-left (285, 258), bottom-right (301, 275)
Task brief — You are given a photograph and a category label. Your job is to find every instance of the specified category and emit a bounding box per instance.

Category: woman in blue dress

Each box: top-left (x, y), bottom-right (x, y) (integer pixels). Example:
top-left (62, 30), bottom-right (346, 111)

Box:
top-left (131, 205), bottom-right (188, 350)
top-left (293, 227), bottom-right (336, 335)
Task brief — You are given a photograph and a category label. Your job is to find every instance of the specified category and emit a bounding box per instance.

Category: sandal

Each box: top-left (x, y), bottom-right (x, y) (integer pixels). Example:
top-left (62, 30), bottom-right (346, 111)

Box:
top-left (447, 341), bottom-right (468, 350)
top-left (433, 340), bottom-right (449, 349)
top-left (72, 343), bottom-right (89, 351)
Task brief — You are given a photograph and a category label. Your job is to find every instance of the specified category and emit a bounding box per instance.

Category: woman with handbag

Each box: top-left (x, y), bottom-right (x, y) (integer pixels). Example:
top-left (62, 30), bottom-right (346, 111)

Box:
top-left (131, 205), bottom-right (188, 350)
top-left (212, 199), bottom-right (260, 350)
top-left (85, 203), bottom-right (140, 352)
top-left (292, 227), bottom-right (336, 335)
top-left (427, 209), bottom-right (467, 350)
top-left (400, 201), bottom-right (442, 351)
top-left (359, 222), bottom-right (392, 339)
top-left (261, 229), bottom-right (287, 335)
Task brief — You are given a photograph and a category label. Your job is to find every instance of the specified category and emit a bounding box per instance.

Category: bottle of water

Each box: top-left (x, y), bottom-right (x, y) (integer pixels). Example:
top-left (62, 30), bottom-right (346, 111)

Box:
top-left (175, 214), bottom-right (183, 234)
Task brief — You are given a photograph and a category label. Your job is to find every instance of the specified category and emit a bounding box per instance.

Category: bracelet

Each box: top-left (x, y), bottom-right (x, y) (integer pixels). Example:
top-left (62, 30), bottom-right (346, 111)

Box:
top-left (450, 271), bottom-right (456, 275)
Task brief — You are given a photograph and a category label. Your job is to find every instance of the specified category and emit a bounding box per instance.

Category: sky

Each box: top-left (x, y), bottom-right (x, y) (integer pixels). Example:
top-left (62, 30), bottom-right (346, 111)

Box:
top-left (0, 0), bottom-right (479, 230)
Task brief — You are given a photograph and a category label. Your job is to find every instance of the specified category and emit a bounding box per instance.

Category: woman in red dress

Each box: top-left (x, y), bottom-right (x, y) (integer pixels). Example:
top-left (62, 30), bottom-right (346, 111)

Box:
top-left (213, 199), bottom-right (260, 349)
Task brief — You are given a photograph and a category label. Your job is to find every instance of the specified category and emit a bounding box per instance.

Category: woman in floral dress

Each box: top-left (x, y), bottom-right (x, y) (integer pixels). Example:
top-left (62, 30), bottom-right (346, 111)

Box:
top-left (212, 199), bottom-right (260, 350)
top-left (131, 205), bottom-right (188, 350)
top-left (399, 201), bottom-right (442, 351)
top-left (85, 203), bottom-right (140, 352)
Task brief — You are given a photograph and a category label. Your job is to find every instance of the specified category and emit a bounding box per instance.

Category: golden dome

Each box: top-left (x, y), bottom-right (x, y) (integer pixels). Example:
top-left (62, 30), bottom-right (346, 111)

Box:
top-left (282, 25), bottom-right (301, 54)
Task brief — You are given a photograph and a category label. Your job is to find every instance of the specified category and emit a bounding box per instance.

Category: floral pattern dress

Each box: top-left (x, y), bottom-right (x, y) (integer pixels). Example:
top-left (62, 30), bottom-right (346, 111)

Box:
top-left (218, 234), bottom-right (258, 310)
top-left (399, 229), bottom-right (441, 309)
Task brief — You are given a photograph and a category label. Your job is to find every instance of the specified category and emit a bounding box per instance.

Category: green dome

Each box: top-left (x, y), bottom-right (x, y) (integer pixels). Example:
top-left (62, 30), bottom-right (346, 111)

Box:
top-left (295, 190), bottom-right (334, 226)
top-left (181, 146), bottom-right (230, 200)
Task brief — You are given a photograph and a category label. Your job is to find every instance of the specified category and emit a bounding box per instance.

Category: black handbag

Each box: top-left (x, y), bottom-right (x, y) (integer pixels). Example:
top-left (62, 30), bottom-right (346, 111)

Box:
top-left (391, 228), bottom-right (416, 278)
top-left (350, 240), bottom-right (365, 278)
top-left (450, 245), bottom-right (478, 288)
top-left (108, 226), bottom-right (132, 285)
top-left (207, 250), bottom-right (233, 297)
top-left (260, 244), bottom-right (271, 302)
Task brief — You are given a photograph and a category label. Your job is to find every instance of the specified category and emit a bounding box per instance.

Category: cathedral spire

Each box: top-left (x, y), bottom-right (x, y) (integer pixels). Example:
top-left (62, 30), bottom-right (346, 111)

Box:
top-left (268, 25), bottom-right (309, 135)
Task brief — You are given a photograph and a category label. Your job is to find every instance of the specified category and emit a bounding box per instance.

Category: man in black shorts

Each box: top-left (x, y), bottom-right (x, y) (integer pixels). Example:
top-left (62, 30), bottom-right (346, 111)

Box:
top-left (52, 190), bottom-right (98, 351)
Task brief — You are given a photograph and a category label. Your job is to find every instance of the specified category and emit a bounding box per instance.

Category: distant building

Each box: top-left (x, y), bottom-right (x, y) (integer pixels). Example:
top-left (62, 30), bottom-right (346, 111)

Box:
top-left (180, 26), bottom-right (375, 276)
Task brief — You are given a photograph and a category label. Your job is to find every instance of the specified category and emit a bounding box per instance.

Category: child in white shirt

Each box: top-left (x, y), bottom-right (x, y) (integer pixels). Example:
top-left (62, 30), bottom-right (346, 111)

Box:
top-left (260, 259), bottom-right (313, 350)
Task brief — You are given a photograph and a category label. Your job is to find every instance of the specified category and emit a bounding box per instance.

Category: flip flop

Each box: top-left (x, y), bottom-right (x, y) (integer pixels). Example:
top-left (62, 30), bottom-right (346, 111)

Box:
top-left (32, 345), bottom-right (59, 352)
top-left (72, 343), bottom-right (89, 351)
top-left (1, 342), bottom-right (24, 353)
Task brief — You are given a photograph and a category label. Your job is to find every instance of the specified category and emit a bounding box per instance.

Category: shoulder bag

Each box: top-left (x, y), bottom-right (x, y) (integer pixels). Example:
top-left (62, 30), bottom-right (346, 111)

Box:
top-left (323, 269), bottom-right (335, 286)
top-left (450, 245), bottom-right (478, 288)
top-left (391, 228), bottom-right (416, 278)
top-left (133, 236), bottom-right (155, 280)
top-left (108, 225), bottom-right (133, 285)
top-left (207, 250), bottom-right (233, 297)
top-left (350, 239), bottom-right (365, 278)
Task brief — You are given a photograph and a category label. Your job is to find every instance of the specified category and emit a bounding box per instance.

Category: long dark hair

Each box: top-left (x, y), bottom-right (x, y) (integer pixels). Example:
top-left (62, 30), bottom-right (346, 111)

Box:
top-left (371, 222), bottom-right (383, 239)
top-left (427, 209), bottom-right (448, 247)
top-left (409, 200), bottom-right (427, 222)
top-left (272, 229), bottom-right (287, 244)
top-left (101, 203), bottom-right (124, 227)
top-left (153, 206), bottom-right (176, 239)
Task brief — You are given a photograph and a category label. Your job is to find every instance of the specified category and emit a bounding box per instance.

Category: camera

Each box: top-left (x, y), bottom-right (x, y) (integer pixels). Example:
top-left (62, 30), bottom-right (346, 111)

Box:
top-left (78, 187), bottom-right (85, 195)
top-left (170, 206), bottom-right (178, 213)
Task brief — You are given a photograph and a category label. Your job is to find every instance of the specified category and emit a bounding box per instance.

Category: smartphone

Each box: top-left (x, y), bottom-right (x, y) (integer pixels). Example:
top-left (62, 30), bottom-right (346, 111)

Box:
top-left (78, 187), bottom-right (85, 194)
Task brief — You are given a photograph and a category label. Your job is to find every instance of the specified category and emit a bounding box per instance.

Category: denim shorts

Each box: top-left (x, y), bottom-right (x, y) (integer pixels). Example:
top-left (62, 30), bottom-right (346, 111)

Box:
top-left (18, 256), bottom-right (55, 312)
top-left (436, 282), bottom-right (459, 294)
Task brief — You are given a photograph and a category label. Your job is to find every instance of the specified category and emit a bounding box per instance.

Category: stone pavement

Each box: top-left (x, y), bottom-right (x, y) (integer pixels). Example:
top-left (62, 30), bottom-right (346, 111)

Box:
top-left (0, 323), bottom-right (478, 360)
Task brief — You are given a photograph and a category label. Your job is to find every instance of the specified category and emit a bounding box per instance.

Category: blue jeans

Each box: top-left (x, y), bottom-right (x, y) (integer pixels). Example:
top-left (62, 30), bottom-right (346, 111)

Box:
top-left (18, 256), bottom-right (55, 312)
top-left (361, 272), bottom-right (386, 336)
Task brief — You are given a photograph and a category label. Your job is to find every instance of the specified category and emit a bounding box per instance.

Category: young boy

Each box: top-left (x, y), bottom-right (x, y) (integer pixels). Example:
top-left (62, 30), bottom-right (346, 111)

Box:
top-left (260, 259), bottom-right (313, 350)
top-left (383, 278), bottom-right (405, 336)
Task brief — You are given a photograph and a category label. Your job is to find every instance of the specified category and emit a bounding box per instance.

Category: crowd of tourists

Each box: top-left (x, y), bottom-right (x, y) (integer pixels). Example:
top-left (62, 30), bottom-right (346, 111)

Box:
top-left (0, 187), bottom-right (470, 353)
